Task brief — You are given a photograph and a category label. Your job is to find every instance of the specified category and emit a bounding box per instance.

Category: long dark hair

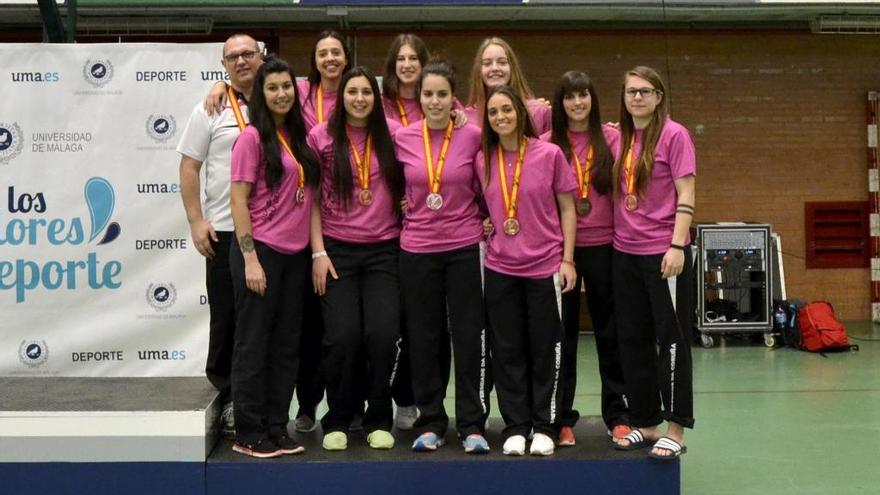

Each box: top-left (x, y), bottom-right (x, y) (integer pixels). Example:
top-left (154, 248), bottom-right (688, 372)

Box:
top-left (550, 71), bottom-right (613, 195)
top-left (613, 65), bottom-right (669, 199)
top-left (328, 66), bottom-right (404, 215)
top-left (480, 85), bottom-right (536, 186)
top-left (307, 30), bottom-right (351, 98)
top-left (382, 33), bottom-right (429, 100)
top-left (247, 57), bottom-right (320, 189)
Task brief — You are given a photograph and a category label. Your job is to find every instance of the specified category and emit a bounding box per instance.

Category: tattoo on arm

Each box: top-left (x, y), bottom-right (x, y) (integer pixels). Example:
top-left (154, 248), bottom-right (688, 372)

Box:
top-left (238, 234), bottom-right (255, 253)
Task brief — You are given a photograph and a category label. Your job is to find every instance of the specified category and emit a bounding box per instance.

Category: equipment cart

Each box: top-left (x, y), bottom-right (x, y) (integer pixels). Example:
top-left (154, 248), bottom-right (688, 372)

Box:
top-left (695, 223), bottom-right (784, 348)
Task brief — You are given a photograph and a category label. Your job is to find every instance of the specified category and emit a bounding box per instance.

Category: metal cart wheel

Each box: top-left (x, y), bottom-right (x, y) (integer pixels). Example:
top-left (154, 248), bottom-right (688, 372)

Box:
top-left (763, 334), bottom-right (776, 348)
top-left (700, 333), bottom-right (715, 349)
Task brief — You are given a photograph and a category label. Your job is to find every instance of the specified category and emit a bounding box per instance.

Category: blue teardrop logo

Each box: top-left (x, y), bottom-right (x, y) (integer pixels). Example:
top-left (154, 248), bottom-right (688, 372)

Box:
top-left (84, 177), bottom-right (116, 242)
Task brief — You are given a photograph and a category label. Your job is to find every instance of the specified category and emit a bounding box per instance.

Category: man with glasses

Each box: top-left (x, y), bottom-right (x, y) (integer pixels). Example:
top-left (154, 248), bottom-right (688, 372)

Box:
top-left (177, 33), bottom-right (263, 437)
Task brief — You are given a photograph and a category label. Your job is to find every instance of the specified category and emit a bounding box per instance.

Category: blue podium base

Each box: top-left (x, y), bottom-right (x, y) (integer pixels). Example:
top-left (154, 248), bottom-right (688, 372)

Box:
top-left (208, 417), bottom-right (679, 495)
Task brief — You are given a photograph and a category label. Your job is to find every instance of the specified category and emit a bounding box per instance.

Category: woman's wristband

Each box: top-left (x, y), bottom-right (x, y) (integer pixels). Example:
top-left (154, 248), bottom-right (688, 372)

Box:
top-left (311, 250), bottom-right (328, 259)
top-left (561, 259), bottom-right (576, 267)
top-left (669, 243), bottom-right (686, 251)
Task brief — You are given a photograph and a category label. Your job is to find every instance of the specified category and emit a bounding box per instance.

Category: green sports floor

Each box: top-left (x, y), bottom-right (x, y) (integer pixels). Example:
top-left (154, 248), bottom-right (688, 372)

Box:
top-left (573, 322), bottom-right (879, 494)
top-left (302, 321), bottom-right (880, 494)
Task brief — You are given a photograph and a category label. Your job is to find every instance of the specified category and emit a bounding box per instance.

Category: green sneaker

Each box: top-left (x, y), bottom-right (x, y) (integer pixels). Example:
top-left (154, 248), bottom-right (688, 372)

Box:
top-left (366, 430), bottom-right (395, 449)
top-left (322, 431), bottom-right (348, 451)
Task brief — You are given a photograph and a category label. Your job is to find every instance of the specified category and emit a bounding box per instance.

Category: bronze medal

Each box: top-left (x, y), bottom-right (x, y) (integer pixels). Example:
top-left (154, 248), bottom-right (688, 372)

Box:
top-left (576, 197), bottom-right (592, 217)
top-left (502, 218), bottom-right (521, 236)
top-left (296, 187), bottom-right (305, 205)
top-left (426, 192), bottom-right (443, 210)
top-left (624, 194), bottom-right (638, 212)
top-left (359, 188), bottom-right (373, 206)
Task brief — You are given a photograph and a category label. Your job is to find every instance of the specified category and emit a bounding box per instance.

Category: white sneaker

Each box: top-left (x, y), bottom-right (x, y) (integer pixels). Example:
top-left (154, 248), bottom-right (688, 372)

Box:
top-left (502, 435), bottom-right (526, 456)
top-left (394, 405), bottom-right (419, 430)
top-left (529, 433), bottom-right (555, 456)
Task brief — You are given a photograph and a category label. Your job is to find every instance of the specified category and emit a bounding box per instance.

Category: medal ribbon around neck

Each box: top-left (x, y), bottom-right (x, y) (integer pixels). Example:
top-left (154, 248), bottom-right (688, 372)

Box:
top-left (422, 120), bottom-right (454, 196)
top-left (496, 138), bottom-right (527, 223)
top-left (397, 97), bottom-right (424, 127)
top-left (569, 132), bottom-right (594, 200)
top-left (316, 85), bottom-right (325, 124)
top-left (622, 136), bottom-right (637, 196)
top-left (275, 130), bottom-right (306, 192)
top-left (226, 86), bottom-right (247, 132)
top-left (346, 125), bottom-right (372, 194)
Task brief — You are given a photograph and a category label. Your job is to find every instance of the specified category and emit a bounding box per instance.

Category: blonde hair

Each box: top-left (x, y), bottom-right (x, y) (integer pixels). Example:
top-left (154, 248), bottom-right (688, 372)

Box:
top-left (466, 37), bottom-right (535, 125)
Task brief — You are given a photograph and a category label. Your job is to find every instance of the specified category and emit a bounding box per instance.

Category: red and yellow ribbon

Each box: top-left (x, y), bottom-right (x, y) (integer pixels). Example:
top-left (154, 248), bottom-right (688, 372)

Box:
top-left (569, 132), bottom-right (594, 200)
top-left (422, 120), bottom-right (454, 195)
top-left (227, 86), bottom-right (247, 132)
top-left (316, 85), bottom-right (325, 124)
top-left (622, 136), bottom-right (637, 195)
top-left (346, 126), bottom-right (372, 192)
top-left (496, 139), bottom-right (527, 222)
top-left (276, 130), bottom-right (305, 192)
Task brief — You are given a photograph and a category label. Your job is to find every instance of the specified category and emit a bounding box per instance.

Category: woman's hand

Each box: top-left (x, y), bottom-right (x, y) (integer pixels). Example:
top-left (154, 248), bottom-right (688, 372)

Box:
top-left (245, 258), bottom-right (267, 296)
top-left (559, 261), bottom-right (577, 293)
top-left (660, 248), bottom-right (685, 279)
top-left (312, 255), bottom-right (339, 296)
top-left (451, 109), bottom-right (468, 128)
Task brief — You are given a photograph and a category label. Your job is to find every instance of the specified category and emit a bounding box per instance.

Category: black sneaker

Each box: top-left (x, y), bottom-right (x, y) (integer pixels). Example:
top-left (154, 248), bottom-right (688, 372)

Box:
top-left (274, 434), bottom-right (306, 455)
top-left (232, 439), bottom-right (283, 459)
top-left (220, 402), bottom-right (236, 439)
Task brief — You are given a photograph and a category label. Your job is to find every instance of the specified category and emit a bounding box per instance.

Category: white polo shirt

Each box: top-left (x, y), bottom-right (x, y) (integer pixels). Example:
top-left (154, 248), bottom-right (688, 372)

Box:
top-left (176, 96), bottom-right (249, 232)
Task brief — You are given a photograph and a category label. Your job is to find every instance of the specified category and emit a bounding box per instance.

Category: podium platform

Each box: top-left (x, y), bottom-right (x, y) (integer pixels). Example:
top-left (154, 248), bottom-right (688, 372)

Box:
top-left (0, 377), bottom-right (680, 495)
top-left (0, 377), bottom-right (217, 495)
top-left (209, 418), bottom-right (679, 495)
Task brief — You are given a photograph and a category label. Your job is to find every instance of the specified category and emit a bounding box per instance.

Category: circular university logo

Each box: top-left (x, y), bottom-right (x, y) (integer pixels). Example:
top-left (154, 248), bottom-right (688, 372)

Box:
top-left (83, 59), bottom-right (115, 88)
top-left (0, 122), bottom-right (24, 164)
top-left (145, 114), bottom-right (177, 143)
top-left (146, 282), bottom-right (177, 311)
top-left (19, 340), bottom-right (49, 368)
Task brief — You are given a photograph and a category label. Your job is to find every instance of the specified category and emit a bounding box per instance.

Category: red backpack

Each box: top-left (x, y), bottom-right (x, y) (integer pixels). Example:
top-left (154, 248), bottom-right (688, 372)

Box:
top-left (796, 301), bottom-right (858, 354)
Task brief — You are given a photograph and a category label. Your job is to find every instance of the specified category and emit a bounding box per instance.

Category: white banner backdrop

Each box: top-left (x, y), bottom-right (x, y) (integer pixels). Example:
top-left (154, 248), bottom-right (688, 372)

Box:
top-left (0, 43), bottom-right (229, 376)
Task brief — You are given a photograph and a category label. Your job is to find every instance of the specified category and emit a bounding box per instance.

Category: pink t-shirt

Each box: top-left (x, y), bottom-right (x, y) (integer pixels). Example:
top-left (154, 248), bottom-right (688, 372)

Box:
top-left (540, 125), bottom-right (620, 247)
top-left (394, 121), bottom-right (484, 253)
top-left (307, 119), bottom-right (403, 244)
top-left (464, 98), bottom-right (551, 134)
top-left (383, 96), bottom-right (423, 127)
top-left (298, 79), bottom-right (337, 132)
top-left (476, 137), bottom-right (578, 278)
top-left (230, 126), bottom-right (312, 255)
top-left (612, 118), bottom-right (697, 255)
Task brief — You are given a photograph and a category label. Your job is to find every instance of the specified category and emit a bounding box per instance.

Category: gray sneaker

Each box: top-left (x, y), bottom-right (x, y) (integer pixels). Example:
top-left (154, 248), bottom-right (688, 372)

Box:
top-left (394, 405), bottom-right (418, 430)
top-left (294, 414), bottom-right (317, 433)
top-left (220, 402), bottom-right (235, 438)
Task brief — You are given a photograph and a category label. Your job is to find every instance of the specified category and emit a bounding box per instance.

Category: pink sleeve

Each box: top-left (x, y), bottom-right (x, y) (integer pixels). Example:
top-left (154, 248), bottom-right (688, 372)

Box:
top-left (230, 128), bottom-right (261, 183)
top-left (667, 126), bottom-right (697, 179)
top-left (306, 127), bottom-right (321, 155)
top-left (386, 119), bottom-right (403, 135)
top-left (602, 126), bottom-right (621, 161)
top-left (551, 147), bottom-right (578, 194)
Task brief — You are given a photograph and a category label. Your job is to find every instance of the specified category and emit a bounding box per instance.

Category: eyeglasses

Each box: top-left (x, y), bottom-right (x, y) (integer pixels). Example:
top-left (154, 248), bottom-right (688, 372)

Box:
top-left (223, 50), bottom-right (258, 64)
top-left (625, 87), bottom-right (661, 98)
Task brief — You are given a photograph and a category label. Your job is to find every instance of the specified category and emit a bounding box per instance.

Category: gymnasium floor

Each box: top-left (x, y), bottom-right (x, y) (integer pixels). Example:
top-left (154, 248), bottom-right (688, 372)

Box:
top-left (302, 321), bottom-right (880, 494)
